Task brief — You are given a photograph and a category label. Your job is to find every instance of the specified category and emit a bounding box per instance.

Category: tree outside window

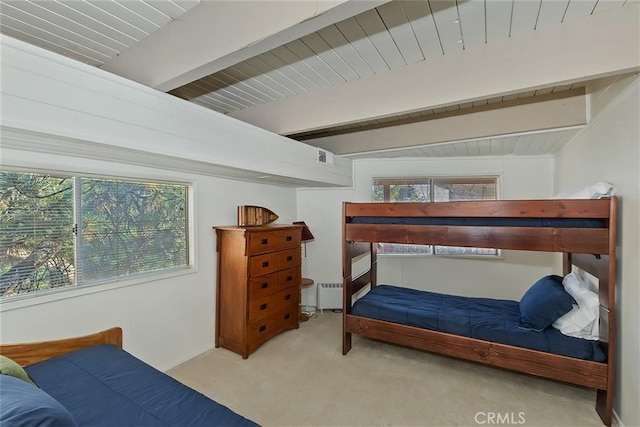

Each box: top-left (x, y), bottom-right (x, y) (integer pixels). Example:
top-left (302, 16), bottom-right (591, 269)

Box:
top-left (0, 171), bottom-right (189, 300)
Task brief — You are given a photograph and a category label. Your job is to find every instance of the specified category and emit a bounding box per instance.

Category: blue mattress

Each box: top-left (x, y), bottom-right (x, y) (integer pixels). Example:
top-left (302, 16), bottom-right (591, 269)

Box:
top-left (352, 285), bottom-right (606, 362)
top-left (25, 345), bottom-right (258, 426)
top-left (350, 217), bottom-right (605, 228)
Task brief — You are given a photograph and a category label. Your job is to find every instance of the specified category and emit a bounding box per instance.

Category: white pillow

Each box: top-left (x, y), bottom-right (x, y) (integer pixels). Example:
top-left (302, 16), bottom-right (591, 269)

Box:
top-left (552, 181), bottom-right (615, 199)
top-left (552, 272), bottom-right (599, 340)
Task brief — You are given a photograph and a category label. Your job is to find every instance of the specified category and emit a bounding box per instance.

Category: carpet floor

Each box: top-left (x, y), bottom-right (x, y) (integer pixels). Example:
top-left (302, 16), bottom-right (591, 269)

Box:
top-left (167, 311), bottom-right (603, 426)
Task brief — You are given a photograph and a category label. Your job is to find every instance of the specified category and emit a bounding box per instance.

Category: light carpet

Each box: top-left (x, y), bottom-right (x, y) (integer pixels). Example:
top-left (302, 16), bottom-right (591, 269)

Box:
top-left (167, 312), bottom-right (603, 427)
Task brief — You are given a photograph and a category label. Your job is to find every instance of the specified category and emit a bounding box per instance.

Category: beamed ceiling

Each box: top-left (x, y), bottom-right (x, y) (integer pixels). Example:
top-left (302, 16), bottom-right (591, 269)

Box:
top-left (1, 0), bottom-right (638, 159)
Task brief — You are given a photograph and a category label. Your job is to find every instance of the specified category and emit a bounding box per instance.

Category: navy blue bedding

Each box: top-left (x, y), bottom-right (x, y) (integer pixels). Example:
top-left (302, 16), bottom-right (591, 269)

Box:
top-left (350, 217), bottom-right (605, 228)
top-left (352, 285), bottom-right (606, 362)
top-left (25, 345), bottom-right (258, 426)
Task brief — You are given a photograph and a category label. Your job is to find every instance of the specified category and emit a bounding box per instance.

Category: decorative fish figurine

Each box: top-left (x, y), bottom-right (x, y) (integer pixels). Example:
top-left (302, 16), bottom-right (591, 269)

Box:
top-left (237, 205), bottom-right (279, 226)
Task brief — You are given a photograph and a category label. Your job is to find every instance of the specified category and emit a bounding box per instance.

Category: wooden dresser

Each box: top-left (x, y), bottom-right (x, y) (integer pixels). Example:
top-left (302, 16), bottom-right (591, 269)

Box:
top-left (214, 224), bottom-right (302, 359)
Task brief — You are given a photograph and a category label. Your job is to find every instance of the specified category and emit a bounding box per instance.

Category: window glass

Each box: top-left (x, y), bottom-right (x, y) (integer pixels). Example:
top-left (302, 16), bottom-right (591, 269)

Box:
top-left (79, 178), bottom-right (188, 283)
top-left (372, 176), bottom-right (498, 257)
top-left (0, 171), bottom-right (189, 300)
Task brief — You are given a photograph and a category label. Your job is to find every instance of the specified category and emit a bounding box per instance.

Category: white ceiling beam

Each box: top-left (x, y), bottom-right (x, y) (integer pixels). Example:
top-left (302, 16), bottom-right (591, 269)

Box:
top-left (100, 0), bottom-right (389, 92)
top-left (308, 90), bottom-right (587, 155)
top-left (228, 3), bottom-right (640, 135)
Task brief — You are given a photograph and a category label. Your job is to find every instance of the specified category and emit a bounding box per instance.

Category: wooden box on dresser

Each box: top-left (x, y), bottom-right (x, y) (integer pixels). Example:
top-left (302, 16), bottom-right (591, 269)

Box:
top-left (214, 224), bottom-right (302, 359)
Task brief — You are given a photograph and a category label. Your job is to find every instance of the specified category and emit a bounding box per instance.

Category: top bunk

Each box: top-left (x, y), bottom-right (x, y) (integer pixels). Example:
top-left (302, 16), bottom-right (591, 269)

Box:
top-left (343, 197), bottom-right (617, 255)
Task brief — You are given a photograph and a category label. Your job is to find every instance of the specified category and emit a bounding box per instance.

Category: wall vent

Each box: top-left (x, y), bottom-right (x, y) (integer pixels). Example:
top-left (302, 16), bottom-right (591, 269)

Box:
top-left (317, 282), bottom-right (342, 313)
top-left (317, 148), bottom-right (334, 164)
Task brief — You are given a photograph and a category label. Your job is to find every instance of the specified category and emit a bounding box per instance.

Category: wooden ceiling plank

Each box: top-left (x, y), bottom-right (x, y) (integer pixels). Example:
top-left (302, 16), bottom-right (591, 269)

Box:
top-left (223, 66), bottom-right (287, 100)
top-left (316, 25), bottom-right (375, 78)
top-left (270, 45), bottom-right (330, 89)
top-left (3, 0), bottom-right (129, 52)
top-left (513, 134), bottom-right (534, 155)
top-left (258, 51), bottom-right (318, 92)
top-left (334, 18), bottom-right (390, 73)
top-left (457, 0), bottom-right (486, 49)
top-left (593, 0), bottom-right (627, 13)
top-left (300, 32), bottom-right (359, 81)
top-left (192, 97), bottom-right (232, 114)
top-left (285, 38), bottom-right (345, 85)
top-left (233, 61), bottom-right (297, 97)
top-left (0, 25), bottom-right (104, 66)
top-left (90, 1), bottom-right (160, 35)
top-left (196, 89), bottom-right (248, 110)
top-left (563, 0), bottom-right (598, 22)
top-left (428, 0), bottom-right (463, 55)
top-left (467, 141), bottom-right (480, 157)
top-left (376, 1), bottom-right (424, 64)
top-left (355, 8), bottom-right (407, 68)
top-left (510, 0), bottom-right (541, 37)
top-left (216, 70), bottom-right (277, 104)
top-left (536, 0), bottom-right (570, 30)
top-left (0, 14), bottom-right (113, 62)
top-left (401, 0), bottom-right (444, 59)
top-left (143, 0), bottom-right (192, 19)
top-left (62, 0), bottom-right (149, 40)
top-left (203, 77), bottom-right (261, 107)
top-left (118, 1), bottom-right (175, 27)
top-left (248, 54), bottom-right (310, 94)
top-left (25, 0), bottom-right (138, 47)
top-left (485, 0), bottom-right (513, 43)
top-left (0, 3), bottom-right (119, 57)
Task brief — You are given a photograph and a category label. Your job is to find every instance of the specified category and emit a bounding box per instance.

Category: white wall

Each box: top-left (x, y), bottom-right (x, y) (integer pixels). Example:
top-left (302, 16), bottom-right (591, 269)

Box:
top-left (0, 35), bottom-right (352, 188)
top-left (297, 156), bottom-right (556, 307)
top-left (0, 148), bottom-right (298, 372)
top-left (554, 74), bottom-right (640, 427)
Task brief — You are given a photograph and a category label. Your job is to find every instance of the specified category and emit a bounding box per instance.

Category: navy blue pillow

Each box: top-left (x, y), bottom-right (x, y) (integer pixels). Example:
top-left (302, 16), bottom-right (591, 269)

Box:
top-left (520, 275), bottom-right (576, 331)
top-left (0, 374), bottom-right (78, 426)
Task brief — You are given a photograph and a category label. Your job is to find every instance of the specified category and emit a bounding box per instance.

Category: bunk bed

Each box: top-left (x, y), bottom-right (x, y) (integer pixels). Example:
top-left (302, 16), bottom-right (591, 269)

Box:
top-left (342, 197), bottom-right (617, 426)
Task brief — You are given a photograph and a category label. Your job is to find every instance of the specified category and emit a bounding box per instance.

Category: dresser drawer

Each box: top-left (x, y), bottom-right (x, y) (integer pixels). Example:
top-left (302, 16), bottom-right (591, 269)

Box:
top-left (278, 248), bottom-right (300, 270)
top-left (248, 273), bottom-right (278, 300)
top-left (249, 252), bottom-right (280, 276)
top-left (248, 287), bottom-right (297, 322)
top-left (247, 307), bottom-right (298, 351)
top-left (249, 268), bottom-right (299, 300)
top-left (277, 267), bottom-right (300, 290)
top-left (247, 229), bottom-right (301, 254)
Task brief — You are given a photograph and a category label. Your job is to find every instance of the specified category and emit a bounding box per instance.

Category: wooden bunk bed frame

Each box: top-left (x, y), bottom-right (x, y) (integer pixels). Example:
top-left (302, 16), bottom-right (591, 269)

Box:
top-left (342, 198), bottom-right (617, 426)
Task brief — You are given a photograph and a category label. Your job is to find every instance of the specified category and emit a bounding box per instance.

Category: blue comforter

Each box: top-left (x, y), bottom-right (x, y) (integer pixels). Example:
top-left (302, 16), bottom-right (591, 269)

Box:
top-left (352, 285), bottom-right (606, 362)
top-left (25, 345), bottom-right (258, 426)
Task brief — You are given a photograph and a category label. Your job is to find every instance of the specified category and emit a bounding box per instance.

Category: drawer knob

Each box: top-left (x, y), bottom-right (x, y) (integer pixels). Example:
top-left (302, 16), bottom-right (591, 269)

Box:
top-left (262, 261), bottom-right (269, 268)
top-left (260, 303), bottom-right (267, 311)
top-left (259, 325), bottom-right (266, 333)
top-left (261, 238), bottom-right (268, 245)
top-left (285, 294), bottom-right (292, 300)
top-left (261, 282), bottom-right (268, 289)
top-left (287, 256), bottom-right (293, 261)
top-left (284, 313), bottom-right (290, 320)
top-left (286, 236), bottom-right (292, 241)
top-left (286, 276), bottom-right (293, 282)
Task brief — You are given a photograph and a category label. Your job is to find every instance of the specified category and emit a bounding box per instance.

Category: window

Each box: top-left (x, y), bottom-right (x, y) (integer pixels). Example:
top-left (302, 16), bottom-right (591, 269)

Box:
top-left (373, 176), bottom-right (498, 256)
top-left (0, 171), bottom-right (189, 300)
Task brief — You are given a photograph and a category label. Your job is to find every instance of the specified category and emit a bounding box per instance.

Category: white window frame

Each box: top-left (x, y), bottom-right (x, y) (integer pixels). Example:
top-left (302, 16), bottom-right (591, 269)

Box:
top-left (0, 168), bottom-right (194, 303)
top-left (373, 176), bottom-right (501, 258)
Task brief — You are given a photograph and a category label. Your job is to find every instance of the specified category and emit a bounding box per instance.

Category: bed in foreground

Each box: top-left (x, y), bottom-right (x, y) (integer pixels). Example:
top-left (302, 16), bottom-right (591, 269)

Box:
top-left (342, 197), bottom-right (617, 426)
top-left (0, 327), bottom-right (258, 426)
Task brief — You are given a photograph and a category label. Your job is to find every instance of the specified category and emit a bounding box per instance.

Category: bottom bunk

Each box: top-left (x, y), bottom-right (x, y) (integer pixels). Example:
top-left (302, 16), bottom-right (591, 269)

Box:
top-left (351, 282), bottom-right (605, 362)
top-left (343, 254), bottom-right (614, 426)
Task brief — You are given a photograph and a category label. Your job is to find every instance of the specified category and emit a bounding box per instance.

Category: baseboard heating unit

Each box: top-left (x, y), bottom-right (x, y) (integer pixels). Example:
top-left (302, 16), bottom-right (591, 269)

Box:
top-left (317, 283), bottom-right (343, 313)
